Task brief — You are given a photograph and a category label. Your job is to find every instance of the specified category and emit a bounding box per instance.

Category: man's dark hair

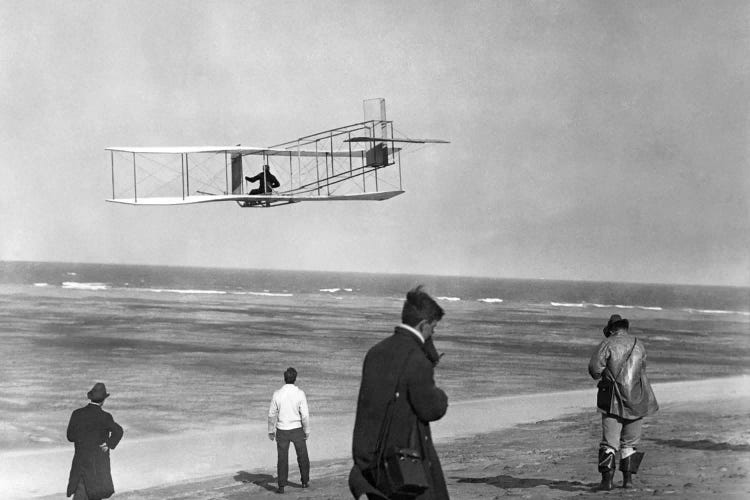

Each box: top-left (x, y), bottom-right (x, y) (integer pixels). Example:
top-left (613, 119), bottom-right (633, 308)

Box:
top-left (401, 285), bottom-right (444, 327)
top-left (284, 367), bottom-right (297, 384)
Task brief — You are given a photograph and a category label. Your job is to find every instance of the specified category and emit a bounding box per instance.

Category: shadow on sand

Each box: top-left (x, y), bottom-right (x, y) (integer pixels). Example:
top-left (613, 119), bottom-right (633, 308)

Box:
top-left (456, 474), bottom-right (597, 492)
top-left (233, 472), bottom-right (277, 492)
top-left (649, 438), bottom-right (750, 452)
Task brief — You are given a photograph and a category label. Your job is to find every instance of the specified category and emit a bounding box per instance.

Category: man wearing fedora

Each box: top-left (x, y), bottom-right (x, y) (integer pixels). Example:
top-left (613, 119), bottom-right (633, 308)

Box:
top-left (588, 315), bottom-right (658, 491)
top-left (66, 383), bottom-right (124, 500)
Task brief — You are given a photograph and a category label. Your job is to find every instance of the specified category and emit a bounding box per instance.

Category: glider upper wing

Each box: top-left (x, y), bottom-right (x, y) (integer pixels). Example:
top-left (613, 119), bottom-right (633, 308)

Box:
top-left (105, 146), bottom-right (364, 158)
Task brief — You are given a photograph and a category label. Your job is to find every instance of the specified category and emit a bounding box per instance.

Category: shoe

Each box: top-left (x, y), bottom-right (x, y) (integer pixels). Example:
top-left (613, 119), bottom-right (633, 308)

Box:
top-left (276, 486), bottom-right (284, 494)
top-left (302, 482), bottom-right (309, 488)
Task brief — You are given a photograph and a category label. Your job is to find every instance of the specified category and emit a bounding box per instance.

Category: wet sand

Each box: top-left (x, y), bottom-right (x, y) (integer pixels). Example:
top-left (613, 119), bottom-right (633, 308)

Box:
top-left (13, 376), bottom-right (749, 499)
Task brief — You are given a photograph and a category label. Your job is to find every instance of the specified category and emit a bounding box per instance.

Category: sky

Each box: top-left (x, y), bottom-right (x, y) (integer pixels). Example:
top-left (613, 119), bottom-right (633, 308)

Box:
top-left (1, 0), bottom-right (748, 286)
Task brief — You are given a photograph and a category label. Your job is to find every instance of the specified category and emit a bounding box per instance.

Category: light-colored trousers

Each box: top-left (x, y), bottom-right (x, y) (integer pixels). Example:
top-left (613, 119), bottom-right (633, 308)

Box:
top-left (600, 414), bottom-right (642, 458)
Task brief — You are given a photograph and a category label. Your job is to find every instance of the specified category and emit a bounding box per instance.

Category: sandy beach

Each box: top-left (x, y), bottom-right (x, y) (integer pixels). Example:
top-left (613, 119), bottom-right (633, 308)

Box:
top-left (8, 375), bottom-right (748, 499)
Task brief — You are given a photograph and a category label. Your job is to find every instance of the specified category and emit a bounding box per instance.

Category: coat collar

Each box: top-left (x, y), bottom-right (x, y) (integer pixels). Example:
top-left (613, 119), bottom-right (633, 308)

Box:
top-left (394, 324), bottom-right (425, 344)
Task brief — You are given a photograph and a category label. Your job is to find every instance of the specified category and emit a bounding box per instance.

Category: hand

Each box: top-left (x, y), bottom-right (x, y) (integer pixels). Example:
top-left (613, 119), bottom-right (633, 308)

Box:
top-left (305, 433), bottom-right (310, 440)
top-left (268, 433), bottom-right (275, 441)
top-left (99, 443), bottom-right (109, 452)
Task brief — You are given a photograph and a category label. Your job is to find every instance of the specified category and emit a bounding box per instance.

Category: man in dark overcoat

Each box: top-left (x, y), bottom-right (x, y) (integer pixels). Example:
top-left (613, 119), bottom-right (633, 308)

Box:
top-left (349, 286), bottom-right (449, 500)
top-left (66, 383), bottom-right (124, 500)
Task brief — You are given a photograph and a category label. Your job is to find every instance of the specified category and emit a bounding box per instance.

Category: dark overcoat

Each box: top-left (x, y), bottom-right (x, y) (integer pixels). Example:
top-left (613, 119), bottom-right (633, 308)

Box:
top-left (66, 403), bottom-right (124, 499)
top-left (350, 327), bottom-right (449, 499)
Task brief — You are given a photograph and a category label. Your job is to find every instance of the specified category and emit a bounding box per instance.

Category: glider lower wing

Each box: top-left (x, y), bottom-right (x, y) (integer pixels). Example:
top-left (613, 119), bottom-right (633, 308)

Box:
top-left (106, 191), bottom-right (404, 205)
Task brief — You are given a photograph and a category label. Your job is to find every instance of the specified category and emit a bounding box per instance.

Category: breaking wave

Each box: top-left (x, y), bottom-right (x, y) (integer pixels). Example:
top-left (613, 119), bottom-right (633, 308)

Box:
top-left (62, 282), bottom-right (109, 291)
top-left (478, 298), bottom-right (503, 304)
top-left (684, 308), bottom-right (750, 317)
top-left (550, 302), bottom-right (585, 308)
top-left (241, 291), bottom-right (294, 297)
top-left (552, 301), bottom-right (664, 311)
top-left (150, 288), bottom-right (227, 295)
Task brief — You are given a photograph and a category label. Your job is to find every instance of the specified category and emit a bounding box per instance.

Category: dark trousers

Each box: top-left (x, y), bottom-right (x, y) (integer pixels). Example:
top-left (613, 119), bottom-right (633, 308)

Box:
top-left (276, 427), bottom-right (310, 487)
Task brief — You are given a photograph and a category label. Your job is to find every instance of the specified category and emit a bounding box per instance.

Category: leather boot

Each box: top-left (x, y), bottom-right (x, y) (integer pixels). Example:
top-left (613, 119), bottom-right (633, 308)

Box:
top-left (599, 469), bottom-right (615, 491)
top-left (598, 448), bottom-right (616, 491)
top-left (620, 451), bottom-right (644, 489)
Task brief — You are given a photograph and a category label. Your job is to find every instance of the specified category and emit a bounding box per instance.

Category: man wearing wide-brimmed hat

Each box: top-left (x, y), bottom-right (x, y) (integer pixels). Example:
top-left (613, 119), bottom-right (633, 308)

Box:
top-left (588, 314), bottom-right (658, 491)
top-left (66, 383), bottom-right (124, 500)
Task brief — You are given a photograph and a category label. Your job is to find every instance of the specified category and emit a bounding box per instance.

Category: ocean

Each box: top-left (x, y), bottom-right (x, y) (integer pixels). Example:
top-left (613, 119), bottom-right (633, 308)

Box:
top-left (0, 261), bottom-right (748, 452)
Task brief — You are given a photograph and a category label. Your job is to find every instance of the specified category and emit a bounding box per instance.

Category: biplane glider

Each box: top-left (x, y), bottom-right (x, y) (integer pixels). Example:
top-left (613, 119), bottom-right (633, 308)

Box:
top-left (106, 99), bottom-right (448, 208)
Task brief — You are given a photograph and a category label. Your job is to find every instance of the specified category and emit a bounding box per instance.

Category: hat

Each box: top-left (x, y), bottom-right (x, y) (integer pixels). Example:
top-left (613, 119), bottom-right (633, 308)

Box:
top-left (603, 314), bottom-right (629, 334)
top-left (87, 382), bottom-right (110, 402)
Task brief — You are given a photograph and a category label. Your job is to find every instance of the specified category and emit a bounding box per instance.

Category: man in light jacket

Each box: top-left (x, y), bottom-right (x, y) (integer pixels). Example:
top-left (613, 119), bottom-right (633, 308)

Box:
top-left (589, 314), bottom-right (658, 490)
top-left (268, 367), bottom-right (310, 494)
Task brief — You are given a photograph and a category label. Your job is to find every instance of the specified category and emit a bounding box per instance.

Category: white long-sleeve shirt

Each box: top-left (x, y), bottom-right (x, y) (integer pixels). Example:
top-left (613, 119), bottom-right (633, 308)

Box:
top-left (268, 384), bottom-right (310, 434)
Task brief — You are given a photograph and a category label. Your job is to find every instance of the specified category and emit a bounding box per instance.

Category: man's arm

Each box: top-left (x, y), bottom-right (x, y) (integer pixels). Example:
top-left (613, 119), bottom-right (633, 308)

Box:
top-left (106, 414), bottom-right (124, 450)
top-left (407, 355), bottom-right (448, 423)
top-left (268, 394), bottom-right (279, 439)
top-left (588, 341), bottom-right (609, 380)
top-left (245, 173), bottom-right (261, 183)
top-left (66, 411), bottom-right (77, 443)
top-left (299, 391), bottom-right (310, 438)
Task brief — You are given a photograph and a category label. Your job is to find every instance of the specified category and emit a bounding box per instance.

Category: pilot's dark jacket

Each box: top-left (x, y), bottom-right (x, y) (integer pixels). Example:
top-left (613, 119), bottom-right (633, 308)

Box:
top-left (66, 403), bottom-right (124, 499)
top-left (349, 327), bottom-right (449, 499)
top-left (588, 331), bottom-right (659, 419)
top-left (246, 170), bottom-right (280, 194)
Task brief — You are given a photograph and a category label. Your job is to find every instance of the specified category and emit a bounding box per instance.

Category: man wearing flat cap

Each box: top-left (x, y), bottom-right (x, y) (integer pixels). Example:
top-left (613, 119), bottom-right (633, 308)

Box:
top-left (66, 383), bottom-right (124, 500)
top-left (589, 315), bottom-right (658, 491)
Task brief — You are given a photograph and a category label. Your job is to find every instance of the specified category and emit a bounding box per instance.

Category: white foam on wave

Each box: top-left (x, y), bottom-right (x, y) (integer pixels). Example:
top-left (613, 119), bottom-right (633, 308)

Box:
top-left (320, 288), bottom-right (341, 293)
top-left (33, 283), bottom-right (49, 287)
top-left (437, 296), bottom-right (461, 302)
top-left (150, 288), bottom-right (227, 295)
top-left (244, 291), bottom-right (294, 297)
top-left (62, 282), bottom-right (109, 291)
top-left (685, 308), bottom-right (750, 316)
top-left (478, 298), bottom-right (503, 304)
top-left (590, 303), bottom-right (663, 311)
top-left (550, 302), bottom-right (585, 308)
top-left (66, 272), bottom-right (77, 276)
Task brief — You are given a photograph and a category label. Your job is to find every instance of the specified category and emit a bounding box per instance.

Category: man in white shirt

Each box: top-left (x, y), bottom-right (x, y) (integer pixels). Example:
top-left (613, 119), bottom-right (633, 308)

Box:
top-left (268, 367), bottom-right (310, 494)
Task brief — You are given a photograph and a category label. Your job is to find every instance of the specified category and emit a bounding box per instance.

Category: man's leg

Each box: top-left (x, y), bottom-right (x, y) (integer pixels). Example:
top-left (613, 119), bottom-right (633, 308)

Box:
top-left (600, 413), bottom-right (623, 453)
top-left (276, 429), bottom-right (291, 490)
top-left (598, 414), bottom-right (621, 490)
top-left (619, 417), bottom-right (644, 488)
top-left (291, 428), bottom-right (310, 486)
top-left (72, 478), bottom-right (89, 500)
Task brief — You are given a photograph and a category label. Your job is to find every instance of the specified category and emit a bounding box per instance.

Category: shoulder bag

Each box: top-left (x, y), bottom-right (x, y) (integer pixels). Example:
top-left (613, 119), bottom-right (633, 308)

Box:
top-left (373, 350), bottom-right (430, 497)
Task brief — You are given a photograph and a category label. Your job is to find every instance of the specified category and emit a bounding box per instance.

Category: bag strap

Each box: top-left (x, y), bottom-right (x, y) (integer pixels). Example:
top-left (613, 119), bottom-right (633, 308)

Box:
top-left (373, 348), bottom-right (416, 476)
top-left (613, 338), bottom-right (637, 381)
